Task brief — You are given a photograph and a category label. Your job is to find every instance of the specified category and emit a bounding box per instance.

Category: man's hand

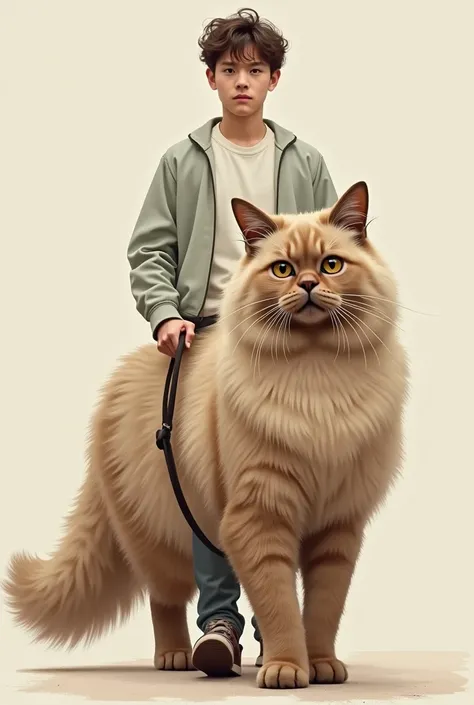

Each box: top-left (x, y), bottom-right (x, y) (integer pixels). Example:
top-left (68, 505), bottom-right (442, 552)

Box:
top-left (157, 319), bottom-right (195, 357)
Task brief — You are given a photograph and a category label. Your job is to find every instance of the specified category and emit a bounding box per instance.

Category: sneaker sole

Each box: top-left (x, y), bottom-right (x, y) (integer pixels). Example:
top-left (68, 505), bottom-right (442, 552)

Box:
top-left (192, 634), bottom-right (241, 677)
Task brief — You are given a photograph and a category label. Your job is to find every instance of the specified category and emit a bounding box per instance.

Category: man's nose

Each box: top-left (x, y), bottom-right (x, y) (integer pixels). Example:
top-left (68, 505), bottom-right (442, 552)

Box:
top-left (235, 73), bottom-right (249, 87)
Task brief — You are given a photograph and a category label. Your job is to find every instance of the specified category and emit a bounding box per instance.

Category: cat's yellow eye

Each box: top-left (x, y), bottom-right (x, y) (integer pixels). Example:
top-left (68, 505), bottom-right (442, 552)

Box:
top-left (271, 261), bottom-right (294, 278)
top-left (321, 256), bottom-right (344, 275)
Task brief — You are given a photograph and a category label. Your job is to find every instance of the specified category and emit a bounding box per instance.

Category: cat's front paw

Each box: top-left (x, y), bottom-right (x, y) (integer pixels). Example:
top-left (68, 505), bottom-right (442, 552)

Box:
top-left (154, 650), bottom-right (195, 671)
top-left (309, 657), bottom-right (348, 684)
top-left (257, 661), bottom-right (309, 689)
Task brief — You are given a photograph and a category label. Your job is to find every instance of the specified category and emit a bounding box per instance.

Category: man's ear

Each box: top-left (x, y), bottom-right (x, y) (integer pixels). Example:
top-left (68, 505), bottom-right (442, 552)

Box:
top-left (206, 67), bottom-right (217, 90)
top-left (231, 198), bottom-right (280, 255)
top-left (328, 181), bottom-right (369, 244)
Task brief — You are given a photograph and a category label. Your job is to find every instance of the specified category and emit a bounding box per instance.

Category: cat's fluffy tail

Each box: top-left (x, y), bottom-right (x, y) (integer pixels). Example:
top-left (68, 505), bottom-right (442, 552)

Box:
top-left (2, 468), bottom-right (141, 649)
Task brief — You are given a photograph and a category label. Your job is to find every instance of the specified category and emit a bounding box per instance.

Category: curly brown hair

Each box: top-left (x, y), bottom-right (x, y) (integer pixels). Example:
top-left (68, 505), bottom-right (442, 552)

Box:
top-left (198, 7), bottom-right (289, 74)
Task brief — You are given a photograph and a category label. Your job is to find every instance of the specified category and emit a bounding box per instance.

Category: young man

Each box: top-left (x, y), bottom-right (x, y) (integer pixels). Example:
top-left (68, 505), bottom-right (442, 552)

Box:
top-left (127, 7), bottom-right (338, 678)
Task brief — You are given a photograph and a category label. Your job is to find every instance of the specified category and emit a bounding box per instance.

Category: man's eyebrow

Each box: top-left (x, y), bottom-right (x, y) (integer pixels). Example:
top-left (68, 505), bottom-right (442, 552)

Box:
top-left (220, 60), bottom-right (263, 66)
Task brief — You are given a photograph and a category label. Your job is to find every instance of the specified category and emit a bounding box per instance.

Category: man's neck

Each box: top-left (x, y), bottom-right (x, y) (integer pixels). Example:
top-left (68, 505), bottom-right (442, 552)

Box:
top-left (218, 110), bottom-right (267, 147)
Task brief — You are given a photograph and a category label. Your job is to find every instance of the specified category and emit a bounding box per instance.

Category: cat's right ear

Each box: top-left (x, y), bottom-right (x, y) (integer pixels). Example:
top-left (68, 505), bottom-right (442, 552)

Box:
top-left (231, 198), bottom-right (280, 256)
top-left (328, 181), bottom-right (369, 244)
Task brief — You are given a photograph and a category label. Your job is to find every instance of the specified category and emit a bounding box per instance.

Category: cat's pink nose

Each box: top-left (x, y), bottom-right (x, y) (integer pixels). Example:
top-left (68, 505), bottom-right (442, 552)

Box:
top-left (300, 280), bottom-right (317, 292)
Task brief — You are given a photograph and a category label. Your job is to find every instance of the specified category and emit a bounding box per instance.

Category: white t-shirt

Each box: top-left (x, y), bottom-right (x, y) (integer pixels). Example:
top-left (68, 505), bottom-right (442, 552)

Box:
top-left (200, 122), bottom-right (275, 317)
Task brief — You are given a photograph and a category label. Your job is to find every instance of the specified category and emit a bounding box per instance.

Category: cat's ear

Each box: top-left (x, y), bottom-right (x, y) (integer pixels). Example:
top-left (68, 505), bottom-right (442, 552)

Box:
top-left (328, 181), bottom-right (369, 244)
top-left (231, 198), bottom-right (280, 255)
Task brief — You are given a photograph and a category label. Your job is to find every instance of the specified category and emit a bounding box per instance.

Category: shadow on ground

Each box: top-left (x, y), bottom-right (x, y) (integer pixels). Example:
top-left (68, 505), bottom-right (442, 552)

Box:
top-left (16, 651), bottom-right (470, 702)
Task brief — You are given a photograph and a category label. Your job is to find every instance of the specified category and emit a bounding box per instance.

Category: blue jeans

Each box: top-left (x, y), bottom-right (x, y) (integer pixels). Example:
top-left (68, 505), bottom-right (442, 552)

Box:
top-left (192, 532), bottom-right (261, 642)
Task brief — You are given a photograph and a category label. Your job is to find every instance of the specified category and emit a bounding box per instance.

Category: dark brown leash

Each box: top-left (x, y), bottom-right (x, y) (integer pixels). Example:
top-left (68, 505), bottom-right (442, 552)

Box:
top-left (155, 318), bottom-right (225, 557)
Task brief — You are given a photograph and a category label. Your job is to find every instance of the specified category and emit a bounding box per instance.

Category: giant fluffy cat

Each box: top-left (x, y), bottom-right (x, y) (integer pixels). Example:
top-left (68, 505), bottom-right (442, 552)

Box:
top-left (3, 181), bottom-right (408, 689)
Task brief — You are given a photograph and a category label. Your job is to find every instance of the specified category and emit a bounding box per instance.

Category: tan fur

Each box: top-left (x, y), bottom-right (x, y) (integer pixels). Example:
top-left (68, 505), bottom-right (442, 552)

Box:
top-left (3, 183), bottom-right (408, 689)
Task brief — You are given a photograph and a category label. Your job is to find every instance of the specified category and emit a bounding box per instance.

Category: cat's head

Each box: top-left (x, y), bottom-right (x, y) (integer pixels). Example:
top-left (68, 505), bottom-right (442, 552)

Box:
top-left (220, 181), bottom-right (399, 357)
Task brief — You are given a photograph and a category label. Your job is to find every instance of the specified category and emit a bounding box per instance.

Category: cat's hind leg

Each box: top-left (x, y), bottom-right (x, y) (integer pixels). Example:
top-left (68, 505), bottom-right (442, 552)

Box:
top-left (116, 535), bottom-right (196, 671)
top-left (133, 540), bottom-right (197, 671)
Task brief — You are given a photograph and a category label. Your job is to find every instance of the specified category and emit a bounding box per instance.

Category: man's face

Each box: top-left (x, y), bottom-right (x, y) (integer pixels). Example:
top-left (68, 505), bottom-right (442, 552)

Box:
top-left (206, 46), bottom-right (280, 117)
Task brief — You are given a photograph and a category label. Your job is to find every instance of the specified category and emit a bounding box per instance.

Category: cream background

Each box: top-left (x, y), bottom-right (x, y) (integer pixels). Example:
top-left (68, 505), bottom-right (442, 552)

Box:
top-left (0, 1), bottom-right (473, 703)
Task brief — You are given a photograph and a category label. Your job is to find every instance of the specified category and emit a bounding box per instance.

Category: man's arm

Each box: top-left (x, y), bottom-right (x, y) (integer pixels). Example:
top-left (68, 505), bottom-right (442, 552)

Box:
top-left (312, 153), bottom-right (338, 210)
top-left (127, 154), bottom-right (182, 340)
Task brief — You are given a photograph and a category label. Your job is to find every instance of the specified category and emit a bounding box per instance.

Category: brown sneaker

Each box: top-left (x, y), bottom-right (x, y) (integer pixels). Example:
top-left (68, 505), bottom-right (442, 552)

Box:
top-left (191, 619), bottom-right (242, 677)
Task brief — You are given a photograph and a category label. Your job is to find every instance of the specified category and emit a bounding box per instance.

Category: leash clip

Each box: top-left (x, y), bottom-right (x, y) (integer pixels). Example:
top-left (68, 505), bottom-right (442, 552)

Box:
top-left (156, 422), bottom-right (171, 450)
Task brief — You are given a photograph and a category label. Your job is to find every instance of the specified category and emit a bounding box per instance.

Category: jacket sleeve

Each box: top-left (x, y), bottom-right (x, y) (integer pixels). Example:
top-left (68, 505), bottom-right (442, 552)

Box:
top-left (312, 154), bottom-right (338, 210)
top-left (127, 154), bottom-right (182, 340)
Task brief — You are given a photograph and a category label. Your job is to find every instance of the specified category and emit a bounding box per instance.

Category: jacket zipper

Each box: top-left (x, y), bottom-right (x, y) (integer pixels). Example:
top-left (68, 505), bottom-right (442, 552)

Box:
top-left (188, 135), bottom-right (217, 317)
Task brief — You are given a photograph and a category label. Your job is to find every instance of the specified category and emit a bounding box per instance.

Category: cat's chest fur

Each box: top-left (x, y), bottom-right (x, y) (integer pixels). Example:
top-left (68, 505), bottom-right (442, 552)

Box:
top-left (218, 344), bottom-right (405, 469)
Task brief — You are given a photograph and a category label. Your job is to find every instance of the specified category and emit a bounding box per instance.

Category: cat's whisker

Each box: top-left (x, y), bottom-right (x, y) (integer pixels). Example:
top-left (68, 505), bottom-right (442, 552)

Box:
top-left (277, 310), bottom-right (292, 364)
top-left (218, 296), bottom-right (278, 324)
top-left (279, 314), bottom-right (288, 364)
top-left (340, 307), bottom-right (392, 361)
top-left (252, 309), bottom-right (282, 377)
top-left (264, 311), bottom-right (278, 365)
top-left (251, 324), bottom-right (269, 377)
top-left (340, 309), bottom-right (381, 365)
top-left (342, 293), bottom-right (434, 316)
top-left (272, 309), bottom-right (291, 365)
top-left (242, 225), bottom-right (274, 239)
top-left (332, 310), bottom-right (351, 361)
top-left (260, 310), bottom-right (284, 374)
top-left (337, 310), bottom-right (368, 370)
top-left (342, 298), bottom-right (397, 319)
top-left (329, 311), bottom-right (342, 362)
top-left (342, 301), bottom-right (403, 331)
top-left (228, 301), bottom-right (279, 338)
top-left (271, 309), bottom-right (287, 364)
top-left (334, 312), bottom-right (350, 360)
top-left (326, 236), bottom-right (341, 251)
top-left (283, 311), bottom-right (292, 362)
top-left (341, 306), bottom-right (393, 355)
top-left (231, 304), bottom-right (281, 355)
top-left (264, 311), bottom-right (285, 372)
top-left (271, 310), bottom-right (285, 363)
top-left (340, 311), bottom-right (351, 359)
top-left (249, 308), bottom-right (280, 368)
top-left (263, 309), bottom-right (286, 372)
top-left (329, 312), bottom-right (337, 358)
top-left (279, 294), bottom-right (300, 317)
top-left (280, 292), bottom-right (300, 306)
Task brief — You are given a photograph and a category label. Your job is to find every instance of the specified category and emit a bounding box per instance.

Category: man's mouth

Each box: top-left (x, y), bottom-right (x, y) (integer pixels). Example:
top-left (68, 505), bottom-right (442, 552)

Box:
top-left (234, 95), bottom-right (251, 100)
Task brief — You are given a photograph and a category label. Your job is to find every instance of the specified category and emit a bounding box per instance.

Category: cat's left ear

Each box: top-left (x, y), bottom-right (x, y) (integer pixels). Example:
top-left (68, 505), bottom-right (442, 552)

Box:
top-left (231, 198), bottom-right (280, 256)
top-left (328, 181), bottom-right (369, 244)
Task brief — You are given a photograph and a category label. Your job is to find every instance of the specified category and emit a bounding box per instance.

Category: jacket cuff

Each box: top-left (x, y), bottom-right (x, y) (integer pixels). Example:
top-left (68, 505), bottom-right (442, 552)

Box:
top-left (149, 303), bottom-right (182, 340)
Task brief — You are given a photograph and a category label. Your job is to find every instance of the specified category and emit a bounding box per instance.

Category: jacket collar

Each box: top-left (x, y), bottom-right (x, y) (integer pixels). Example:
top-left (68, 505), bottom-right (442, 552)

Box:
top-left (188, 117), bottom-right (296, 152)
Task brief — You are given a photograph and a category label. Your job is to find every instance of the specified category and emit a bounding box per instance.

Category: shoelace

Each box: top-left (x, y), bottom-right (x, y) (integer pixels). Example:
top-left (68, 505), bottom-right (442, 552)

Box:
top-left (207, 620), bottom-right (236, 642)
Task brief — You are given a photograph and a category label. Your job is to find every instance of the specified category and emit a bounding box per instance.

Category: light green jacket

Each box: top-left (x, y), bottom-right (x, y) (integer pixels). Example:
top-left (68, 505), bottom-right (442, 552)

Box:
top-left (127, 117), bottom-right (338, 338)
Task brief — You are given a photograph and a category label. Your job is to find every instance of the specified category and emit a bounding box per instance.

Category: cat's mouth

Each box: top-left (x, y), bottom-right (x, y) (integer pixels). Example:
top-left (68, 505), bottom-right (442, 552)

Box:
top-left (297, 300), bottom-right (325, 313)
top-left (292, 289), bottom-right (342, 317)
top-left (290, 299), bottom-right (330, 328)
